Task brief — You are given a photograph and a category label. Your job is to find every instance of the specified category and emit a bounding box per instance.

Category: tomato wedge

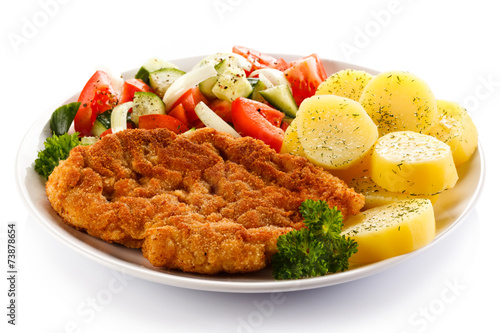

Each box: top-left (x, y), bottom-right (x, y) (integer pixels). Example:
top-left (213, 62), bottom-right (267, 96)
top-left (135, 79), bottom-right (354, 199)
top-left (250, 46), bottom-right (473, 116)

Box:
top-left (74, 71), bottom-right (118, 136)
top-left (138, 114), bottom-right (188, 134)
top-left (171, 87), bottom-right (209, 124)
top-left (284, 54), bottom-right (327, 106)
top-left (231, 97), bottom-right (284, 152)
top-left (100, 128), bottom-right (113, 138)
top-left (168, 104), bottom-right (190, 127)
top-left (256, 104), bottom-right (285, 128)
top-left (120, 78), bottom-right (152, 103)
top-left (232, 46), bottom-right (288, 72)
top-left (209, 99), bottom-right (233, 123)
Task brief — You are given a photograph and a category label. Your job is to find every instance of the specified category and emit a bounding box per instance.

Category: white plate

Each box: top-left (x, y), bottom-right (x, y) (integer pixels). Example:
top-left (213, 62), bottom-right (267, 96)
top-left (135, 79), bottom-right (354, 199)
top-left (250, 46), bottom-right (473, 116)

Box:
top-left (16, 54), bottom-right (485, 293)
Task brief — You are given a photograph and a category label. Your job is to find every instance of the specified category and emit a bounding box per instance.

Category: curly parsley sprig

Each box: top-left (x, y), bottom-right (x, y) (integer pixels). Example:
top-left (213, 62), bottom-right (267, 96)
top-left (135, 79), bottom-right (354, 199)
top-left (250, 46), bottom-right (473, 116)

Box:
top-left (272, 199), bottom-right (358, 280)
top-left (34, 102), bottom-right (83, 179)
top-left (34, 132), bottom-right (81, 179)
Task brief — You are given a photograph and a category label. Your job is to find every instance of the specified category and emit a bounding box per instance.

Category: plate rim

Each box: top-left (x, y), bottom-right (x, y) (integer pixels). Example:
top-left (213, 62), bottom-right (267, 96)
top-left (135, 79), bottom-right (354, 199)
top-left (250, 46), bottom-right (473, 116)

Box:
top-left (15, 54), bottom-right (486, 293)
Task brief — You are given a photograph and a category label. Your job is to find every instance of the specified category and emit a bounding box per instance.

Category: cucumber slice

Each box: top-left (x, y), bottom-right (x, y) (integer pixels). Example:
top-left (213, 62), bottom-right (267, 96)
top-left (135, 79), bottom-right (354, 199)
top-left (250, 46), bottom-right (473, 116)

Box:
top-left (149, 68), bottom-right (185, 98)
top-left (249, 68), bottom-right (290, 88)
top-left (81, 136), bottom-right (99, 145)
top-left (90, 110), bottom-right (112, 137)
top-left (260, 84), bottom-right (299, 117)
top-left (194, 52), bottom-right (252, 72)
top-left (250, 79), bottom-right (269, 103)
top-left (247, 77), bottom-right (259, 86)
top-left (212, 66), bottom-right (252, 102)
top-left (282, 116), bottom-right (295, 127)
top-left (135, 57), bottom-right (178, 85)
top-left (198, 75), bottom-right (218, 99)
top-left (131, 91), bottom-right (166, 125)
top-left (199, 58), bottom-right (234, 99)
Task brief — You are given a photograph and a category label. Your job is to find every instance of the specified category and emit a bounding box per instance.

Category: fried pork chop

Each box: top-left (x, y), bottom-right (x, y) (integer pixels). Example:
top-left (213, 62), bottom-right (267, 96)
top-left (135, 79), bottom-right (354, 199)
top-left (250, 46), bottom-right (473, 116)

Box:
top-left (46, 128), bottom-right (364, 274)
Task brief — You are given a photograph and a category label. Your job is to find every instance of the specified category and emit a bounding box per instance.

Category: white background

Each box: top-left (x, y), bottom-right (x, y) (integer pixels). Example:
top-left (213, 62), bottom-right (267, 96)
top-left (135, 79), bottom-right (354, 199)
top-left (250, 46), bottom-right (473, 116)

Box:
top-left (2, 0), bottom-right (499, 332)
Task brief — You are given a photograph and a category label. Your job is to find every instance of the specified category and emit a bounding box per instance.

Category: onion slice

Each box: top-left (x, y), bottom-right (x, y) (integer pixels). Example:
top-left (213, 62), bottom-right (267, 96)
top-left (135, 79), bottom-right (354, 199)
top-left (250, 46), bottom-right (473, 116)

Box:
top-left (258, 73), bottom-right (274, 89)
top-left (194, 102), bottom-right (241, 138)
top-left (163, 65), bottom-right (217, 112)
top-left (249, 68), bottom-right (291, 88)
top-left (111, 102), bottom-right (133, 133)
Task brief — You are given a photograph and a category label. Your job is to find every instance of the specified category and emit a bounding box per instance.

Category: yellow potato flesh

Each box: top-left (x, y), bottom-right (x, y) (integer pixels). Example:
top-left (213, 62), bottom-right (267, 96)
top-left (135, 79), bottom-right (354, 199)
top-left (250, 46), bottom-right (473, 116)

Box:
top-left (342, 198), bottom-right (435, 264)
top-left (329, 147), bottom-right (372, 184)
top-left (349, 176), bottom-right (439, 210)
top-left (370, 131), bottom-right (458, 195)
top-left (281, 120), bottom-right (306, 157)
top-left (316, 69), bottom-right (374, 101)
top-left (296, 95), bottom-right (378, 170)
top-left (427, 100), bottom-right (478, 166)
top-left (359, 71), bottom-right (438, 136)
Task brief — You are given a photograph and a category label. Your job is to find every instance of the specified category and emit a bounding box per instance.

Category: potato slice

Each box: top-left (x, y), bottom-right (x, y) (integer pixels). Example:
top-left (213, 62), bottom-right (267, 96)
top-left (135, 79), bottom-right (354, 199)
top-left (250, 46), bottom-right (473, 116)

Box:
top-left (359, 70), bottom-right (438, 136)
top-left (316, 69), bottom-right (373, 101)
top-left (342, 198), bottom-right (435, 264)
top-left (280, 120), bottom-right (306, 157)
top-left (427, 100), bottom-right (478, 166)
top-left (329, 147), bottom-right (372, 184)
top-left (349, 176), bottom-right (439, 210)
top-left (370, 131), bottom-right (458, 195)
top-left (296, 95), bottom-right (378, 170)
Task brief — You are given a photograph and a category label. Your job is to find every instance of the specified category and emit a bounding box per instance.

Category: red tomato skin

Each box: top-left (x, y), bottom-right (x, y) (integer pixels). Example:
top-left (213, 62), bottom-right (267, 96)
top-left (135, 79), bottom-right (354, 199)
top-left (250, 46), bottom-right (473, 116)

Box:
top-left (232, 46), bottom-right (288, 73)
top-left (74, 71), bottom-right (118, 136)
top-left (191, 119), bottom-right (206, 129)
top-left (120, 79), bottom-right (152, 103)
top-left (73, 105), bottom-right (93, 136)
top-left (284, 54), bottom-right (327, 106)
top-left (138, 114), bottom-right (188, 134)
top-left (168, 104), bottom-right (190, 127)
top-left (255, 105), bottom-right (285, 128)
top-left (231, 97), bottom-right (284, 152)
top-left (286, 53), bottom-right (327, 80)
top-left (209, 99), bottom-right (233, 123)
top-left (171, 87), bottom-right (209, 124)
top-left (100, 128), bottom-right (113, 137)
top-left (280, 121), bottom-right (290, 132)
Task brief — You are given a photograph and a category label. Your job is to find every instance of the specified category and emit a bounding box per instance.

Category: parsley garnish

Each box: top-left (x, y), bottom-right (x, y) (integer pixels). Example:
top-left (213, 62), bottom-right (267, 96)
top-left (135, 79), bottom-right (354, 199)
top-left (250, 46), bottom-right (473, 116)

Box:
top-left (272, 199), bottom-right (358, 279)
top-left (34, 133), bottom-right (81, 179)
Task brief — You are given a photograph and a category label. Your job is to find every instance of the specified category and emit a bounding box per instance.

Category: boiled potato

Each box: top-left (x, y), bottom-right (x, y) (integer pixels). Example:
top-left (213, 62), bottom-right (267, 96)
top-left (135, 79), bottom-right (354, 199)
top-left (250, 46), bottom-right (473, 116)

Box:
top-left (296, 95), bottom-right (378, 170)
top-left (427, 100), bottom-right (478, 166)
top-left (342, 198), bottom-right (435, 264)
top-left (349, 176), bottom-right (439, 210)
top-left (370, 131), bottom-right (458, 195)
top-left (316, 69), bottom-right (373, 101)
top-left (329, 147), bottom-right (372, 184)
top-left (281, 120), bottom-right (306, 157)
top-left (359, 71), bottom-right (438, 136)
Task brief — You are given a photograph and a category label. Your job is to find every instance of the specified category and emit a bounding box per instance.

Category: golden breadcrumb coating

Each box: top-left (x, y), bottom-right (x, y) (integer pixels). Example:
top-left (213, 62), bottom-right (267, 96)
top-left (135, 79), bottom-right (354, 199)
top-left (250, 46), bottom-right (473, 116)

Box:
top-left (46, 128), bottom-right (364, 274)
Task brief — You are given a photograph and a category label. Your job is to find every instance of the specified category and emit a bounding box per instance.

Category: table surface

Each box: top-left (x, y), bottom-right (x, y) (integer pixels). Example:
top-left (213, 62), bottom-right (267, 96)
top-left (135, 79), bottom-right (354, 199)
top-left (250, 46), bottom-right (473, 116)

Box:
top-left (2, 1), bottom-right (499, 332)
